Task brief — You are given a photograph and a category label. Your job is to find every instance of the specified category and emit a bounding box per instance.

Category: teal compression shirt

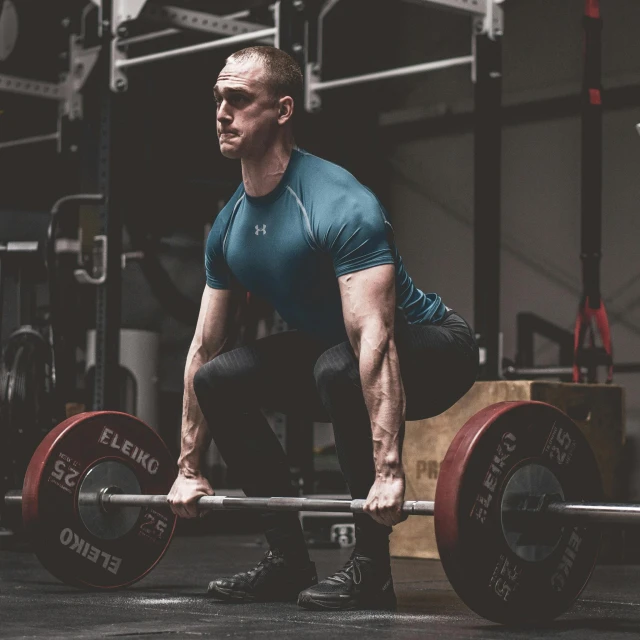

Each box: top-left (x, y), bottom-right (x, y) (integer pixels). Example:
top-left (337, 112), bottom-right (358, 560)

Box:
top-left (205, 148), bottom-right (446, 345)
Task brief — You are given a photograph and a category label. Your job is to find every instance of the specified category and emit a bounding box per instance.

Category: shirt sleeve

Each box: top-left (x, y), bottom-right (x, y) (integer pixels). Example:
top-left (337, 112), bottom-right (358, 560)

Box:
top-left (320, 193), bottom-right (395, 278)
top-left (205, 216), bottom-right (232, 290)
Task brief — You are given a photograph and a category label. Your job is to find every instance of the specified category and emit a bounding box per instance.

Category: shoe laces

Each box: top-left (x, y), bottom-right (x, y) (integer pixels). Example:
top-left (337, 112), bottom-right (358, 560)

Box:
top-left (326, 554), bottom-right (366, 586)
top-left (259, 549), bottom-right (285, 569)
top-left (243, 550), bottom-right (283, 582)
top-left (260, 549), bottom-right (282, 564)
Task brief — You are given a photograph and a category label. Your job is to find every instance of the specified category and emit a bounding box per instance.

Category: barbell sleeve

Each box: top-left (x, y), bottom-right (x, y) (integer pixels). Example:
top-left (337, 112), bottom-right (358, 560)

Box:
top-left (545, 501), bottom-right (640, 525)
top-left (4, 490), bottom-right (22, 506)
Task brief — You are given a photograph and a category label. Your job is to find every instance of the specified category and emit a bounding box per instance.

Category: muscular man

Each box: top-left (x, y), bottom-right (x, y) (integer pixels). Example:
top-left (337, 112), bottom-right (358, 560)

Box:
top-left (168, 46), bottom-right (479, 611)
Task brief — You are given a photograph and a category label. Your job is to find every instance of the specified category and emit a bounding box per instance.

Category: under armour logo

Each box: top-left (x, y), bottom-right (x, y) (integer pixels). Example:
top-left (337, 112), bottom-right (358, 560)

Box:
top-left (255, 224), bottom-right (267, 236)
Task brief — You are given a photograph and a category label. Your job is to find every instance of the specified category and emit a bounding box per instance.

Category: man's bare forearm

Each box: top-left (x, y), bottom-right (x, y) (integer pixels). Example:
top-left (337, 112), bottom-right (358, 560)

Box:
top-left (177, 339), bottom-right (229, 476)
top-left (358, 333), bottom-right (406, 477)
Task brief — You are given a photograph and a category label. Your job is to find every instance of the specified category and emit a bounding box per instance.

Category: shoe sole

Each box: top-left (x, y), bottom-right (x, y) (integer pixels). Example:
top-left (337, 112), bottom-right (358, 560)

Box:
top-left (208, 582), bottom-right (316, 604)
top-left (297, 592), bottom-right (397, 612)
top-left (207, 583), bottom-right (256, 602)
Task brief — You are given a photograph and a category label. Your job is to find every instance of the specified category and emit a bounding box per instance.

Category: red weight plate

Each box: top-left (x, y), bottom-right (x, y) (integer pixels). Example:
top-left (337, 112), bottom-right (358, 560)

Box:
top-left (434, 401), bottom-right (602, 624)
top-left (22, 411), bottom-right (177, 589)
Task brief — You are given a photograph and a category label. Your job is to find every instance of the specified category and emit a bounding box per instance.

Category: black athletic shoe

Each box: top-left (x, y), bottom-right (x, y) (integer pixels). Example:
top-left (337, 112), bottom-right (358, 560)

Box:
top-left (297, 551), bottom-right (396, 611)
top-left (207, 550), bottom-right (317, 603)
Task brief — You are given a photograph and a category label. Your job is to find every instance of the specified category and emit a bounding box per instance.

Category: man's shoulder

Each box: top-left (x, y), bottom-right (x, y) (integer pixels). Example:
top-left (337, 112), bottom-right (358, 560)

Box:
top-left (207, 184), bottom-right (245, 249)
top-left (292, 149), bottom-right (374, 203)
top-left (219, 183), bottom-right (246, 214)
top-left (213, 183), bottom-right (245, 225)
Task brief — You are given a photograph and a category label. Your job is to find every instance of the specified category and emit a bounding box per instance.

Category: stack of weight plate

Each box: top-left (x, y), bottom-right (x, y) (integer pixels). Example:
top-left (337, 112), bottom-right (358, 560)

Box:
top-left (0, 326), bottom-right (53, 540)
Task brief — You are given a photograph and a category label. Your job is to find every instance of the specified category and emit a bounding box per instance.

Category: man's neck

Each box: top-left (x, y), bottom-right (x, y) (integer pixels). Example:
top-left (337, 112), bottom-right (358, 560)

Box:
top-left (241, 139), bottom-right (295, 197)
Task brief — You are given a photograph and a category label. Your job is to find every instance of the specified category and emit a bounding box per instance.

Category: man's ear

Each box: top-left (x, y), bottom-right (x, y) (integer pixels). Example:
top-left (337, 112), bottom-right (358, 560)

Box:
top-left (278, 96), bottom-right (294, 124)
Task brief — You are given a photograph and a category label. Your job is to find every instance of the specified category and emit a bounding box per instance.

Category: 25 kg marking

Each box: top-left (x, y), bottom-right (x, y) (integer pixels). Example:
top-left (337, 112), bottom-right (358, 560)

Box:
top-left (140, 510), bottom-right (169, 541)
top-left (490, 555), bottom-right (522, 602)
top-left (547, 426), bottom-right (575, 466)
top-left (49, 457), bottom-right (81, 493)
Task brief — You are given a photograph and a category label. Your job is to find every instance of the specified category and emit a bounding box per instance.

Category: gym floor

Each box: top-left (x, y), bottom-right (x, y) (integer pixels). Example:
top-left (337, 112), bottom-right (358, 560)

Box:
top-left (2, 534), bottom-right (640, 639)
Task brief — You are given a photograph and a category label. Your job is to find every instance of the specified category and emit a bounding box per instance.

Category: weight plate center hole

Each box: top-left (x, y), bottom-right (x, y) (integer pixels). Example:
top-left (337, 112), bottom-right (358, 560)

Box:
top-left (501, 463), bottom-right (565, 562)
top-left (78, 460), bottom-right (142, 540)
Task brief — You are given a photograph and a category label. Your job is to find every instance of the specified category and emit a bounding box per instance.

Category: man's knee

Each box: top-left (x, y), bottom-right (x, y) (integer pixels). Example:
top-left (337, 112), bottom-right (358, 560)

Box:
top-left (193, 354), bottom-right (236, 400)
top-left (313, 344), bottom-right (359, 396)
top-left (192, 360), bottom-right (218, 403)
top-left (193, 349), bottom-right (260, 409)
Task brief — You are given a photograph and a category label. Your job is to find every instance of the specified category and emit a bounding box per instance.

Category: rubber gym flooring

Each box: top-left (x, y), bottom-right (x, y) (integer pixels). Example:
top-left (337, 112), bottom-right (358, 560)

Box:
top-left (2, 534), bottom-right (640, 639)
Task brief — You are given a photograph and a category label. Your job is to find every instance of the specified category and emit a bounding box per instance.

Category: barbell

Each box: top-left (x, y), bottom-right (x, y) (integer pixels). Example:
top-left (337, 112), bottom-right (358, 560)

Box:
top-left (2, 401), bottom-right (639, 625)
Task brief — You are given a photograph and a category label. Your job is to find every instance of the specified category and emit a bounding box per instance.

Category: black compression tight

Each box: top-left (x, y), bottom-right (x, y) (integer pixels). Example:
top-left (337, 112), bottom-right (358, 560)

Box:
top-left (193, 310), bottom-right (479, 562)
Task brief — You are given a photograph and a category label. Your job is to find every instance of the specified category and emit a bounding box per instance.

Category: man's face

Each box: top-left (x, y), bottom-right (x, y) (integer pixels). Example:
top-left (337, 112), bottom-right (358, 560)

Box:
top-left (214, 59), bottom-right (281, 159)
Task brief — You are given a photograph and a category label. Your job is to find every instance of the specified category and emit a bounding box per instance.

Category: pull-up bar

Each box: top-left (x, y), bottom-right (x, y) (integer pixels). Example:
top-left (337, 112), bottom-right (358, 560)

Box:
top-left (115, 27), bottom-right (277, 69)
top-left (305, 55), bottom-right (474, 111)
top-left (310, 55), bottom-right (474, 92)
top-left (0, 132), bottom-right (59, 151)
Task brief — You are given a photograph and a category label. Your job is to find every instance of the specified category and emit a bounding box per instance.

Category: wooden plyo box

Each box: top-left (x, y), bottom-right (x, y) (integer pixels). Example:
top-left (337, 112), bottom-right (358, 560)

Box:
top-left (390, 380), bottom-right (626, 561)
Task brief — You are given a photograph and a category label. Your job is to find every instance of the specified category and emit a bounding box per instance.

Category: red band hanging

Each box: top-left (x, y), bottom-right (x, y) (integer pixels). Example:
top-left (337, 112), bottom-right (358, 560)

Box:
top-left (585, 0), bottom-right (600, 19)
top-left (573, 296), bottom-right (613, 383)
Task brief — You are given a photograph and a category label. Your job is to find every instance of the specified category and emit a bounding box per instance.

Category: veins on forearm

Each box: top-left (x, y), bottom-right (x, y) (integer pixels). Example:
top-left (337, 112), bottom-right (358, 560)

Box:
top-left (358, 332), bottom-right (406, 473)
top-left (178, 340), bottom-right (228, 474)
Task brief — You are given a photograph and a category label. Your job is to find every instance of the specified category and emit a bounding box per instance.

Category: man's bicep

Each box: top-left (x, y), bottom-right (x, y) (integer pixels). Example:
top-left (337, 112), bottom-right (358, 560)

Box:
top-left (327, 203), bottom-right (395, 277)
top-left (193, 285), bottom-right (237, 357)
top-left (205, 219), bottom-right (233, 289)
top-left (338, 265), bottom-right (396, 351)
top-left (205, 248), bottom-right (232, 290)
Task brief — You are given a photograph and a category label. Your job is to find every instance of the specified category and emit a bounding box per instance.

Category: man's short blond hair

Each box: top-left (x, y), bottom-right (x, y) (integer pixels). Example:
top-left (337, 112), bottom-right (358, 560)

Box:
top-left (226, 46), bottom-right (303, 106)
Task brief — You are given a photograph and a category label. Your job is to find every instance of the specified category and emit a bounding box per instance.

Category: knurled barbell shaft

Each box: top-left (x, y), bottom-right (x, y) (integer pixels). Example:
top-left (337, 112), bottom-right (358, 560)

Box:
top-left (101, 494), bottom-right (437, 515)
